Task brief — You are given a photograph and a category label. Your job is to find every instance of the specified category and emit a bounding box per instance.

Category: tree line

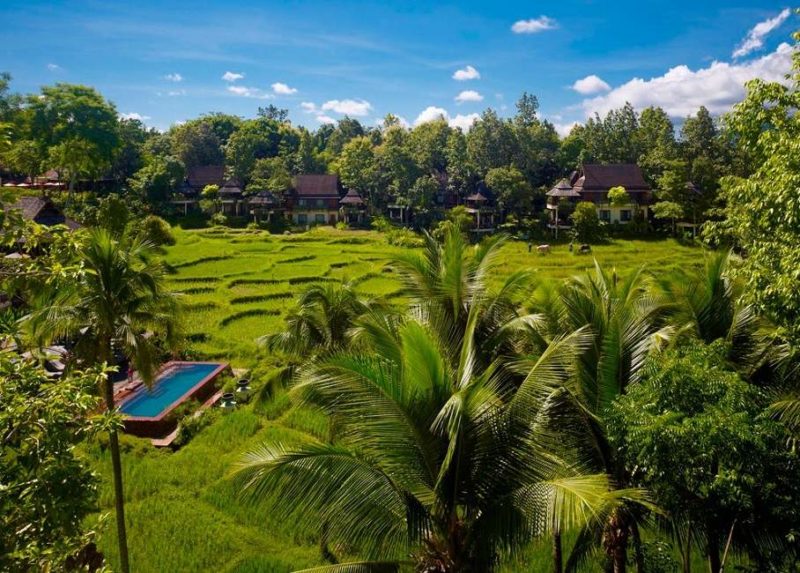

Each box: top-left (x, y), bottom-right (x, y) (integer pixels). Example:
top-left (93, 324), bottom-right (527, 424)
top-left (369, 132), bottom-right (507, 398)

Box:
top-left (1, 74), bottom-right (744, 229)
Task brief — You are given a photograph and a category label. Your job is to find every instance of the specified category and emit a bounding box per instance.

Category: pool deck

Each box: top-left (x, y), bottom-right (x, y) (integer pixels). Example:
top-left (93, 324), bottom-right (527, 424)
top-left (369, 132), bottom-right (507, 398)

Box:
top-left (120, 361), bottom-right (229, 439)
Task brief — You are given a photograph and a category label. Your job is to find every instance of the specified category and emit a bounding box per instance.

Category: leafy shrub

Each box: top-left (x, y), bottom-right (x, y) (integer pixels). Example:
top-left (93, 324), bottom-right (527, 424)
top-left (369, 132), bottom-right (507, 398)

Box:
top-left (140, 214), bottom-right (176, 246)
top-left (570, 201), bottom-right (605, 243)
top-left (173, 408), bottom-right (220, 448)
top-left (210, 212), bottom-right (228, 226)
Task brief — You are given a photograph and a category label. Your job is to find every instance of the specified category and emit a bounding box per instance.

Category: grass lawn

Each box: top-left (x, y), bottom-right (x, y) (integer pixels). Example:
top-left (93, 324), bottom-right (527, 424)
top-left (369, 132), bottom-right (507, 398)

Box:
top-left (90, 227), bottom-right (710, 572)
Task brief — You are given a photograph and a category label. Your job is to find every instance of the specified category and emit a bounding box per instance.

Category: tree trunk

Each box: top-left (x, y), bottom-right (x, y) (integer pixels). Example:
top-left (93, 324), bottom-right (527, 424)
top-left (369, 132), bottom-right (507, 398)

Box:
top-left (603, 509), bottom-right (628, 573)
top-left (630, 521), bottom-right (645, 573)
top-left (552, 530), bottom-right (563, 573)
top-left (682, 522), bottom-right (692, 573)
top-left (103, 374), bottom-right (130, 573)
top-left (706, 525), bottom-right (720, 573)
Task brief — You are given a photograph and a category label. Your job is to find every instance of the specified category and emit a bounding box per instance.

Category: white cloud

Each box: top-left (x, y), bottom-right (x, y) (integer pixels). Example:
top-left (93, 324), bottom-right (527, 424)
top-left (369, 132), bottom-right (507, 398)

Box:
top-left (271, 82), bottom-right (298, 95)
top-left (167, 89), bottom-right (186, 97)
top-left (222, 71), bottom-right (245, 82)
top-left (733, 8), bottom-right (791, 58)
top-left (164, 73), bottom-right (183, 82)
top-left (449, 113), bottom-right (480, 131)
top-left (581, 42), bottom-right (794, 119)
top-left (321, 99), bottom-right (372, 116)
top-left (120, 112), bottom-right (151, 121)
top-left (413, 106), bottom-right (479, 131)
top-left (46, 63), bottom-right (61, 71)
top-left (511, 16), bottom-right (557, 34)
top-left (553, 121), bottom-right (580, 137)
top-left (572, 74), bottom-right (611, 95)
top-left (455, 90), bottom-right (484, 103)
top-left (300, 102), bottom-right (318, 113)
top-left (453, 65), bottom-right (480, 81)
top-left (414, 106), bottom-right (449, 125)
top-left (316, 114), bottom-right (336, 125)
top-left (227, 85), bottom-right (272, 99)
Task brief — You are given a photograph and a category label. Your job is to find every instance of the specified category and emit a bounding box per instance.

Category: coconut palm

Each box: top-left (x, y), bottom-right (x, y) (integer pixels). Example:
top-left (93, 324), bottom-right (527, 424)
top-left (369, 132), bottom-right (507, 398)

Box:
top-left (657, 250), bottom-right (769, 376)
top-left (23, 229), bottom-right (181, 573)
top-left (389, 225), bottom-right (535, 372)
top-left (235, 307), bottom-right (639, 572)
top-left (525, 262), bottom-right (668, 573)
top-left (261, 281), bottom-right (377, 357)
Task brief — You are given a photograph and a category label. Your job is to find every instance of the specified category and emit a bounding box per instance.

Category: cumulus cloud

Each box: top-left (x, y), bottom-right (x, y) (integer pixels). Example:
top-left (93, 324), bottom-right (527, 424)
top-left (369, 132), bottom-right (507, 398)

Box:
top-left (453, 65), bottom-right (480, 81)
top-left (455, 90), bottom-right (484, 103)
top-left (164, 73), bottom-right (183, 82)
top-left (46, 63), bottom-right (61, 71)
top-left (414, 106), bottom-right (449, 125)
top-left (572, 74), bottom-right (611, 95)
top-left (581, 42), bottom-right (794, 118)
top-left (120, 112), bottom-right (151, 121)
top-left (511, 16), bottom-right (557, 34)
top-left (271, 82), bottom-right (298, 95)
top-left (553, 121), bottom-right (580, 137)
top-left (733, 8), bottom-right (791, 59)
top-left (321, 99), bottom-right (372, 116)
top-left (227, 85), bottom-right (272, 99)
top-left (316, 114), bottom-right (336, 125)
top-left (413, 106), bottom-right (479, 131)
top-left (449, 113), bottom-right (480, 131)
top-left (222, 71), bottom-right (245, 82)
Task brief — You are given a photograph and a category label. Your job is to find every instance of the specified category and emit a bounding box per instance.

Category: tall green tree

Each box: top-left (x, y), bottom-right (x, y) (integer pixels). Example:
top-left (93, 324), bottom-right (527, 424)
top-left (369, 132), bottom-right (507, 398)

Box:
top-left (26, 84), bottom-right (120, 187)
top-left (467, 109), bottom-right (519, 174)
top-left (169, 119), bottom-right (224, 169)
top-left (337, 136), bottom-right (377, 201)
top-left (609, 342), bottom-right (800, 573)
top-left (24, 230), bottom-right (182, 573)
top-left (485, 165), bottom-right (532, 217)
top-left (0, 357), bottom-right (108, 573)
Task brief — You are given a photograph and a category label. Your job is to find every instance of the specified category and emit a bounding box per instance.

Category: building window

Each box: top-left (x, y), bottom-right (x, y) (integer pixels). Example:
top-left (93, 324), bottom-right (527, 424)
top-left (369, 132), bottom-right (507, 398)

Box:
top-left (298, 214), bottom-right (307, 225)
top-left (599, 209), bottom-right (611, 222)
top-left (316, 199), bottom-right (324, 208)
top-left (621, 209), bottom-right (632, 222)
top-left (298, 199), bottom-right (307, 207)
top-left (315, 213), bottom-right (325, 224)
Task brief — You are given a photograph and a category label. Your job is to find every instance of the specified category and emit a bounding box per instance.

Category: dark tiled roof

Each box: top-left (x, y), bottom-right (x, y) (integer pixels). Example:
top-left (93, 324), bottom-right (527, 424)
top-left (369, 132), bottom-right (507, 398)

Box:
top-left (571, 164), bottom-right (650, 192)
top-left (339, 189), bottom-right (364, 205)
top-left (187, 165), bottom-right (224, 189)
top-left (219, 178), bottom-right (244, 197)
top-left (8, 196), bottom-right (80, 229)
top-left (295, 174), bottom-right (340, 197)
top-left (248, 190), bottom-right (279, 205)
top-left (466, 192), bottom-right (489, 202)
top-left (547, 178), bottom-right (580, 197)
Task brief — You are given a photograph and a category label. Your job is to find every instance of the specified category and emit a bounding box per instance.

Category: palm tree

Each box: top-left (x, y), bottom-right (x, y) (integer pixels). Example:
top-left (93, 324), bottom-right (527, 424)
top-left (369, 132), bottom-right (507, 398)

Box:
top-left (235, 311), bottom-right (636, 572)
top-left (24, 229), bottom-right (181, 573)
top-left (262, 281), bottom-right (377, 358)
top-left (656, 250), bottom-right (769, 376)
top-left (525, 262), bottom-right (668, 573)
top-left (389, 226), bottom-right (535, 372)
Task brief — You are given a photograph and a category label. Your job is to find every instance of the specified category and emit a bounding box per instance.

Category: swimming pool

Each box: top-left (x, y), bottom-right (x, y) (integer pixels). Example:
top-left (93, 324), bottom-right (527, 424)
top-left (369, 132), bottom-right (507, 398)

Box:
top-left (120, 361), bottom-right (229, 438)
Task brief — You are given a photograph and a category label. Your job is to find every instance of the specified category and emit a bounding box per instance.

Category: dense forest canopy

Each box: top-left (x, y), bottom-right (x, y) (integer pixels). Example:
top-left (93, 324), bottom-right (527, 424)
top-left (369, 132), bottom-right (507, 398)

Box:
top-left (0, 74), bottom-right (744, 227)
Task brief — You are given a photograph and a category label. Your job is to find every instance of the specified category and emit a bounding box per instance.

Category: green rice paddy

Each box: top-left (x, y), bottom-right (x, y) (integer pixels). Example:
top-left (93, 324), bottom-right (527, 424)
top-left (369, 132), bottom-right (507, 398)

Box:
top-left (89, 227), bottom-right (707, 572)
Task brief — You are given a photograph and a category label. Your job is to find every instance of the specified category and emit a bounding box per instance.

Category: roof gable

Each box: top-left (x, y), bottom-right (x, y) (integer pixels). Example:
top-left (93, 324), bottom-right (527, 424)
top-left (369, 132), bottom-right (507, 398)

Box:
top-left (187, 165), bottom-right (224, 189)
top-left (294, 174), bottom-right (340, 197)
top-left (576, 164), bottom-right (650, 191)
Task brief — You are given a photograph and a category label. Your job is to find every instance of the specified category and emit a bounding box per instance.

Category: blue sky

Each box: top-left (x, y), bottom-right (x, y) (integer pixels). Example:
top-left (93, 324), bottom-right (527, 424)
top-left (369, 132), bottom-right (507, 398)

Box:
top-left (0, 1), bottom-right (794, 133)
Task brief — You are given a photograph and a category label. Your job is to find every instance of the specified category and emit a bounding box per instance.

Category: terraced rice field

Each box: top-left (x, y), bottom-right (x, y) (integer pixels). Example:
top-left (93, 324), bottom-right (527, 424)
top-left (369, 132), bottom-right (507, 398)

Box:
top-left (91, 227), bottom-right (708, 573)
top-left (165, 227), bottom-right (705, 364)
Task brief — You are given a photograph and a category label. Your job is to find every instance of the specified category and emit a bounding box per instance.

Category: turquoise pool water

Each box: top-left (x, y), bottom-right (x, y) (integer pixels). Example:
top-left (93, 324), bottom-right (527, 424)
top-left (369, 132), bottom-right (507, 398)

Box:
top-left (119, 363), bottom-right (221, 418)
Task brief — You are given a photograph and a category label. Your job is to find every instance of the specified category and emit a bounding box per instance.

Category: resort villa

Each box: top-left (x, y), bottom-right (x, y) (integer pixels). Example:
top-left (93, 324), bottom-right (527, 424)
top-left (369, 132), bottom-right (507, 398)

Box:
top-left (547, 164), bottom-right (653, 231)
top-left (285, 174), bottom-right (342, 225)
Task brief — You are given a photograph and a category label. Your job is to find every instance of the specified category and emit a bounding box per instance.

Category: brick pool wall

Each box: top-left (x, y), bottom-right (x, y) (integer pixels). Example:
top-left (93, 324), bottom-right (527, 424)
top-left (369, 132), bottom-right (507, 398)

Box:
top-left (121, 361), bottom-right (229, 438)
